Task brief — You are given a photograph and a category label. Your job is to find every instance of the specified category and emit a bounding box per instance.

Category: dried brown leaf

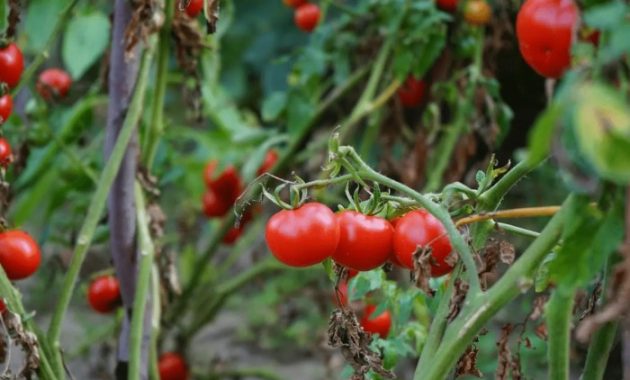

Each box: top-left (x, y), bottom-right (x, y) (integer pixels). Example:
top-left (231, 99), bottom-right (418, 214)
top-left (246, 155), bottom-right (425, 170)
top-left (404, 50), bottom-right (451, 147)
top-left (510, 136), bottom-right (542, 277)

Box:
top-left (455, 340), bottom-right (483, 378)
top-left (205, 0), bottom-right (220, 34)
top-left (412, 247), bottom-right (434, 296)
top-left (6, 0), bottom-right (21, 39)
top-left (448, 279), bottom-right (469, 322)
top-left (499, 241), bottom-right (515, 265)
top-left (495, 324), bottom-right (513, 380)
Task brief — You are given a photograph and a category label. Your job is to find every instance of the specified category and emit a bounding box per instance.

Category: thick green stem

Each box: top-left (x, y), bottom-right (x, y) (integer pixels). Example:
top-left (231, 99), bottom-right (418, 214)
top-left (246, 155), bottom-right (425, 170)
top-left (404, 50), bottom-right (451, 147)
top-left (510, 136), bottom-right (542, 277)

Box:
top-left (343, 147), bottom-right (482, 294)
top-left (142, 0), bottom-right (173, 168)
top-left (495, 222), bottom-right (540, 238)
top-left (479, 156), bottom-right (545, 211)
top-left (128, 182), bottom-right (156, 380)
top-left (417, 194), bottom-right (571, 380)
top-left (582, 322), bottom-right (618, 380)
top-left (546, 290), bottom-right (575, 380)
top-left (47, 46), bottom-right (155, 373)
top-left (11, 0), bottom-right (80, 95)
top-left (424, 29), bottom-right (484, 193)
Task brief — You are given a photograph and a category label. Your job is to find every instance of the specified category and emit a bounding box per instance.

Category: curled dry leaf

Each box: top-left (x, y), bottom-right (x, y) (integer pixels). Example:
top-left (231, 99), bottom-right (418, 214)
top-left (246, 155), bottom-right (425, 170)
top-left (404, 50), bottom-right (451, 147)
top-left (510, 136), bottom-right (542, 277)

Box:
top-left (528, 295), bottom-right (547, 321)
top-left (124, 0), bottom-right (164, 57)
top-left (495, 324), bottom-right (514, 380)
top-left (327, 309), bottom-right (395, 380)
top-left (534, 323), bottom-right (548, 340)
top-left (412, 246), bottom-right (434, 296)
top-left (447, 279), bottom-right (469, 322)
top-left (455, 337), bottom-right (483, 378)
top-left (3, 312), bottom-right (40, 378)
top-left (6, 0), bottom-right (21, 39)
top-left (498, 240), bottom-right (515, 265)
top-left (578, 282), bottom-right (602, 321)
top-left (205, 0), bottom-right (220, 34)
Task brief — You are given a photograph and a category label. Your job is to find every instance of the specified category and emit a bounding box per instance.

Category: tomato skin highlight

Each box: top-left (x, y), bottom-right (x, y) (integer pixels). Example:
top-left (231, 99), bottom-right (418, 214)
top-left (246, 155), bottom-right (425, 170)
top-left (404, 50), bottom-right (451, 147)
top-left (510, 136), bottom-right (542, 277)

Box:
top-left (184, 0), bottom-right (203, 17)
top-left (332, 211), bottom-right (393, 271)
top-left (0, 44), bottom-right (24, 89)
top-left (87, 275), bottom-right (121, 314)
top-left (0, 95), bottom-right (13, 125)
top-left (0, 230), bottom-right (41, 280)
top-left (158, 352), bottom-right (190, 380)
top-left (37, 68), bottom-right (72, 100)
top-left (266, 202), bottom-right (340, 267)
top-left (360, 304), bottom-right (392, 338)
top-left (256, 149), bottom-right (279, 176)
top-left (295, 3), bottom-right (321, 32)
top-left (516, 0), bottom-right (579, 78)
top-left (393, 210), bottom-right (454, 277)
top-left (464, 0), bottom-right (492, 26)
top-left (0, 138), bottom-right (11, 167)
top-left (397, 77), bottom-right (426, 108)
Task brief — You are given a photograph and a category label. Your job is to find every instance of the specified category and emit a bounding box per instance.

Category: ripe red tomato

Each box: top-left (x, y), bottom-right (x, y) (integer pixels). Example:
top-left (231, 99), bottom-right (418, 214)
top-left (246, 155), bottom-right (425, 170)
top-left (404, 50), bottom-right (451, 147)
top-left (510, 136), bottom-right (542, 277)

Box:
top-left (184, 0), bottom-right (203, 17)
top-left (222, 209), bottom-right (254, 245)
top-left (332, 211), bottom-right (393, 271)
top-left (87, 275), bottom-right (121, 314)
top-left (0, 230), bottom-right (41, 280)
top-left (393, 210), bottom-right (454, 277)
top-left (360, 304), bottom-right (391, 338)
top-left (516, 0), bottom-right (579, 78)
top-left (37, 68), bottom-right (72, 101)
top-left (202, 189), bottom-right (231, 218)
top-left (436, 0), bottom-right (458, 12)
top-left (266, 202), bottom-right (340, 267)
top-left (0, 138), bottom-right (12, 167)
top-left (256, 149), bottom-right (279, 176)
top-left (204, 161), bottom-right (242, 203)
top-left (0, 44), bottom-right (24, 89)
top-left (158, 352), bottom-right (189, 380)
top-left (464, 0), bottom-right (492, 25)
top-left (284, 0), bottom-right (307, 7)
top-left (294, 3), bottom-right (321, 32)
top-left (397, 77), bottom-right (426, 108)
top-left (0, 95), bottom-right (12, 125)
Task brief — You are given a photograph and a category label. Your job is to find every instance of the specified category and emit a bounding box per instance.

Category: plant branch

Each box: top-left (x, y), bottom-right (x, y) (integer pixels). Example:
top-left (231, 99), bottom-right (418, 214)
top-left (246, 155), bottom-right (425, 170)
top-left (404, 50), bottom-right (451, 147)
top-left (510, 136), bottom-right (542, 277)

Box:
top-left (454, 206), bottom-right (562, 227)
top-left (546, 289), bottom-right (575, 380)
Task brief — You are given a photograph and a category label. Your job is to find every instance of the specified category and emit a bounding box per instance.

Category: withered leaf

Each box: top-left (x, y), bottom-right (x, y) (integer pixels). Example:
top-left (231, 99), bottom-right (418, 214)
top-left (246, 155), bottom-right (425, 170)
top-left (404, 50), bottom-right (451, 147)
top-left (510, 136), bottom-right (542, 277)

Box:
top-left (495, 324), bottom-right (513, 380)
top-left (455, 342), bottom-right (483, 378)
top-left (498, 241), bottom-right (515, 265)
top-left (205, 0), bottom-right (220, 34)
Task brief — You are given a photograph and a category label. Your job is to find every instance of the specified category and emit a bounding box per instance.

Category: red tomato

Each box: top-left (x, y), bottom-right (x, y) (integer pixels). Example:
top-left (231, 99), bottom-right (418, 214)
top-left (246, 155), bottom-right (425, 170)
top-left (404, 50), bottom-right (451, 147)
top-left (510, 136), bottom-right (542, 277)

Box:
top-left (516, 0), bottom-right (579, 79)
top-left (222, 209), bottom-right (255, 244)
top-left (0, 230), bottom-right (41, 280)
top-left (266, 202), bottom-right (340, 267)
top-left (464, 0), bottom-right (492, 25)
top-left (87, 275), bottom-right (121, 314)
top-left (295, 3), bottom-right (321, 32)
top-left (393, 210), bottom-right (454, 277)
top-left (332, 211), bottom-right (393, 271)
top-left (0, 44), bottom-right (24, 89)
top-left (158, 352), bottom-right (189, 380)
top-left (37, 68), bottom-right (72, 100)
top-left (204, 161), bottom-right (242, 203)
top-left (436, 0), bottom-right (458, 12)
top-left (347, 268), bottom-right (358, 279)
top-left (0, 95), bottom-right (12, 125)
top-left (284, 0), bottom-right (307, 7)
top-left (202, 189), bottom-right (231, 218)
top-left (0, 298), bottom-right (5, 313)
top-left (256, 149), bottom-right (279, 176)
top-left (184, 0), bottom-right (203, 17)
top-left (0, 138), bottom-right (12, 167)
top-left (360, 304), bottom-right (391, 338)
top-left (397, 77), bottom-right (426, 108)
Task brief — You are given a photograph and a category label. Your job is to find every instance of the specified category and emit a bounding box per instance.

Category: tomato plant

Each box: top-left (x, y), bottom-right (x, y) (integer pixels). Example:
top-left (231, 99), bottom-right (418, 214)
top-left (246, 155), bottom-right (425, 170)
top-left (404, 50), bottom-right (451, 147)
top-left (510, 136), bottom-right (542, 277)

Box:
top-left (87, 275), bottom-right (122, 314)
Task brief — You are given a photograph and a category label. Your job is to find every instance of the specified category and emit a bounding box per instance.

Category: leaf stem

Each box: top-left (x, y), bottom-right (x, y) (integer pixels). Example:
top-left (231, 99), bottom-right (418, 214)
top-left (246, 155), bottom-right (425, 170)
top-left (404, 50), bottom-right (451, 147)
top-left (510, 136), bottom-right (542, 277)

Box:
top-left (455, 206), bottom-right (561, 227)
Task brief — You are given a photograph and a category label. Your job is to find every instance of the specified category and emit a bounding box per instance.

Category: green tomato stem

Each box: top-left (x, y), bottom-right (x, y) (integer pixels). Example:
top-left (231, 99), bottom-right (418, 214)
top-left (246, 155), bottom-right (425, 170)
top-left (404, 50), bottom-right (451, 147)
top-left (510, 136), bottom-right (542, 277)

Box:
top-left (546, 289), bottom-right (575, 380)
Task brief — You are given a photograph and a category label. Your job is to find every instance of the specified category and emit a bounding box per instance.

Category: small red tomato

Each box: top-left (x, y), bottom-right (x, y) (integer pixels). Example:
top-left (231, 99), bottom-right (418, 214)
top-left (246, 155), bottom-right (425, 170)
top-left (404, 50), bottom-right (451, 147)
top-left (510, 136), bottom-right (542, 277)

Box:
top-left (332, 211), bottom-right (393, 271)
top-left (295, 3), bottom-right (321, 32)
top-left (360, 304), bottom-right (392, 338)
top-left (0, 298), bottom-right (5, 313)
top-left (88, 275), bottom-right (121, 314)
top-left (0, 95), bottom-right (12, 125)
top-left (184, 0), bottom-right (203, 17)
top-left (464, 0), bottom-right (492, 26)
top-left (436, 0), bottom-right (458, 12)
top-left (158, 352), bottom-right (189, 380)
top-left (516, 0), bottom-right (579, 78)
top-left (222, 209), bottom-right (255, 244)
top-left (37, 68), bottom-right (72, 101)
top-left (202, 189), bottom-right (231, 218)
top-left (393, 210), bottom-right (454, 277)
top-left (204, 161), bottom-right (242, 203)
top-left (0, 230), bottom-right (41, 280)
top-left (266, 202), bottom-right (340, 267)
top-left (0, 44), bottom-right (24, 89)
top-left (397, 77), bottom-right (426, 108)
top-left (256, 149), bottom-right (279, 176)
top-left (284, 0), bottom-right (307, 7)
top-left (0, 138), bottom-right (12, 167)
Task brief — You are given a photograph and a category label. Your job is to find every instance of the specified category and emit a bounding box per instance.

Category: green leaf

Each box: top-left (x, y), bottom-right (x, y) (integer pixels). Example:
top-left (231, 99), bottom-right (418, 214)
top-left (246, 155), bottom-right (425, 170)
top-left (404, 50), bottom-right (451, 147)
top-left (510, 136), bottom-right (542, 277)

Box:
top-left (62, 12), bottom-right (111, 79)
top-left (583, 1), bottom-right (627, 29)
top-left (349, 270), bottom-right (385, 301)
top-left (23, 0), bottom-right (69, 52)
top-left (261, 92), bottom-right (287, 122)
top-left (286, 90), bottom-right (316, 135)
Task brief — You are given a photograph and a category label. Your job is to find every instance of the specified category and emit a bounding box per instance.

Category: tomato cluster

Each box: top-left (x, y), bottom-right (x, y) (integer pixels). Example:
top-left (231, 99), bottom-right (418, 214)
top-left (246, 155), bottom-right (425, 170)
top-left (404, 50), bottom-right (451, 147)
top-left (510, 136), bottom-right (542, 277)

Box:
top-left (266, 203), bottom-right (455, 276)
top-left (516, 0), bottom-right (579, 78)
top-left (158, 352), bottom-right (189, 380)
top-left (282, 0), bottom-right (321, 32)
top-left (87, 275), bottom-right (122, 314)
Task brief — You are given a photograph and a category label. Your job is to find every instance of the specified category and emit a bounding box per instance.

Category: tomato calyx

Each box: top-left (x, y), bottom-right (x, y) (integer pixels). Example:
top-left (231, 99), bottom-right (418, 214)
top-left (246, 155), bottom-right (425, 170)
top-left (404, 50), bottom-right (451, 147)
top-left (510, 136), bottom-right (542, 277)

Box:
top-left (261, 177), bottom-right (309, 210)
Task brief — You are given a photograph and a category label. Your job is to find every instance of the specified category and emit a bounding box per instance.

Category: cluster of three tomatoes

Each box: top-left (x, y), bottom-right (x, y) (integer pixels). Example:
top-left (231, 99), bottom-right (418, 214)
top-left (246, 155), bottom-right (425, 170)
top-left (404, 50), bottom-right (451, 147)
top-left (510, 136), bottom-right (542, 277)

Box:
top-left (265, 202), bottom-right (455, 277)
